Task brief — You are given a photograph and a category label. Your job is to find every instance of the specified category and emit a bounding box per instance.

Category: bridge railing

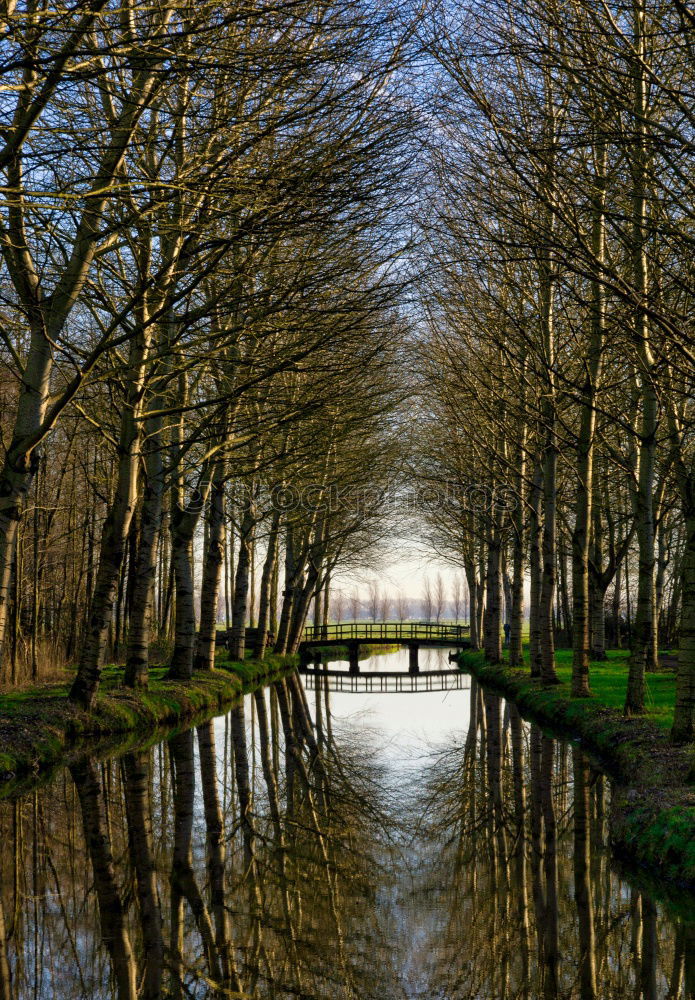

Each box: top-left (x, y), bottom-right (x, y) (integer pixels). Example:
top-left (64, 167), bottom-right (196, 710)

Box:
top-left (301, 621), bottom-right (470, 644)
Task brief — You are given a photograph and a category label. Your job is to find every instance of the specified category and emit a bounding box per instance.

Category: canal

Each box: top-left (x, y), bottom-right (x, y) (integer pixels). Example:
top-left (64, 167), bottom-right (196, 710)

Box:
top-left (0, 648), bottom-right (692, 998)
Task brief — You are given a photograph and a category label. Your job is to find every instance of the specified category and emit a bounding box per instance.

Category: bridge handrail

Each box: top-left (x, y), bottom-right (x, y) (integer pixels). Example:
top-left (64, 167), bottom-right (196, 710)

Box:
top-left (301, 621), bottom-right (470, 643)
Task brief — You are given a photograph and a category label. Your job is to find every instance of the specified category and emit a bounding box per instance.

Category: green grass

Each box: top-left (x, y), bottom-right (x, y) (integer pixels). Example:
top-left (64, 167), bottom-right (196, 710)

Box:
top-left (476, 646), bottom-right (677, 731)
top-left (0, 652), bottom-right (296, 792)
top-left (551, 648), bottom-right (676, 730)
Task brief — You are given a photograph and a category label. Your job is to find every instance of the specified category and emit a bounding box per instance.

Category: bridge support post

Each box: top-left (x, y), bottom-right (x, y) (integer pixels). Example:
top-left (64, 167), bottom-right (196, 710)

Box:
top-left (348, 641), bottom-right (360, 674)
top-left (409, 643), bottom-right (419, 674)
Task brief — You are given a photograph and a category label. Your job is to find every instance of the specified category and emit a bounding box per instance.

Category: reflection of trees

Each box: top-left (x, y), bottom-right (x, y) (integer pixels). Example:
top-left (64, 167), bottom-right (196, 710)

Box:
top-left (0, 675), bottom-right (693, 998)
top-left (408, 682), bottom-right (694, 999)
top-left (121, 751), bottom-right (163, 1000)
top-left (70, 758), bottom-right (137, 1000)
top-left (0, 669), bottom-right (401, 998)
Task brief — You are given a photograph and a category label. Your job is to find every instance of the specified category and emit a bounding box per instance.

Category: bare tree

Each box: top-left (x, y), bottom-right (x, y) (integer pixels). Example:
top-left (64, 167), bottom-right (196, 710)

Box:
top-left (350, 591), bottom-right (362, 623)
top-left (422, 578), bottom-right (434, 621)
top-left (452, 576), bottom-right (463, 623)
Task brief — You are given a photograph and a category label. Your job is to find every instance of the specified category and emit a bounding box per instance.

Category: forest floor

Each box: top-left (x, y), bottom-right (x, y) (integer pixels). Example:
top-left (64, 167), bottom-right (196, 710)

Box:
top-left (458, 649), bottom-right (695, 891)
top-left (0, 651), bottom-right (295, 797)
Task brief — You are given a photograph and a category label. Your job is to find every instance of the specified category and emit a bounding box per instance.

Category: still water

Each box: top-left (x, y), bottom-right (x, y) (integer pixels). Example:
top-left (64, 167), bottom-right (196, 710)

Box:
top-left (0, 647), bottom-right (693, 999)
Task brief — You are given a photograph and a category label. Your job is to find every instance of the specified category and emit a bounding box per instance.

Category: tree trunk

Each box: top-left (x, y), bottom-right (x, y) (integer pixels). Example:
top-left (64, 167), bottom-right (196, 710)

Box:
top-left (0, 61), bottom-right (161, 667)
top-left (0, 337), bottom-right (48, 668)
top-left (529, 460), bottom-right (543, 678)
top-left (652, 515), bottom-right (669, 671)
top-left (612, 563), bottom-right (622, 648)
top-left (671, 511), bottom-right (695, 744)
top-left (69, 417), bottom-right (141, 709)
top-left (274, 528), bottom-right (298, 655)
top-left (571, 140), bottom-right (606, 696)
top-left (288, 563), bottom-right (320, 653)
top-left (464, 560), bottom-right (479, 651)
top-left (167, 458), bottom-right (215, 679)
top-left (590, 580), bottom-right (608, 661)
top-left (124, 414), bottom-right (164, 687)
top-left (502, 566), bottom-right (513, 636)
top-left (168, 730), bottom-right (221, 984)
top-left (230, 503), bottom-right (255, 661)
top-left (625, 0), bottom-right (657, 716)
top-left (168, 521), bottom-right (197, 680)
top-left (193, 466), bottom-right (226, 671)
top-left (540, 433), bottom-right (559, 684)
top-left (483, 533), bottom-right (502, 664)
top-left (254, 511), bottom-right (281, 659)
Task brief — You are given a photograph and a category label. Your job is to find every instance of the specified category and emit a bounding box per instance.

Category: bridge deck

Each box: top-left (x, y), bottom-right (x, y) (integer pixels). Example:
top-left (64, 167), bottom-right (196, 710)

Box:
top-left (300, 622), bottom-right (469, 646)
top-left (299, 667), bottom-right (470, 693)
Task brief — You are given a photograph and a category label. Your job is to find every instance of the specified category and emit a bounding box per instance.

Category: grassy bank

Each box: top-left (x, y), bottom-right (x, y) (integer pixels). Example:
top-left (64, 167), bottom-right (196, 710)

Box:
top-left (458, 649), bottom-right (695, 888)
top-left (0, 652), bottom-right (296, 794)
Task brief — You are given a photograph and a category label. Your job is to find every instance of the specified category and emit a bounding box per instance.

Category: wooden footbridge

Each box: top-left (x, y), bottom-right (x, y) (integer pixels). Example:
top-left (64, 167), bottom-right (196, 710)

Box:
top-left (299, 622), bottom-right (469, 673)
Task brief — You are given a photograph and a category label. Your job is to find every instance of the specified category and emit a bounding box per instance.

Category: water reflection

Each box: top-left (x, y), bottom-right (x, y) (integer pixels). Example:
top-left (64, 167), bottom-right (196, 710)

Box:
top-left (0, 659), bottom-right (692, 999)
top-left (404, 681), bottom-right (695, 1000)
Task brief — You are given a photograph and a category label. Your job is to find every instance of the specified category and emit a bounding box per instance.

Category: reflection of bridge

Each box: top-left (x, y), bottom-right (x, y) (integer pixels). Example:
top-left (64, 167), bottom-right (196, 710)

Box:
top-left (299, 622), bottom-right (469, 673)
top-left (299, 667), bottom-right (470, 694)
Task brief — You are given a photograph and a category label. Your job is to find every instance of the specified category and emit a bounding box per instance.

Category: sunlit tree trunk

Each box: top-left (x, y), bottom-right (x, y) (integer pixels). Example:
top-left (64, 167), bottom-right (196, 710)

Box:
top-left (168, 520), bottom-right (196, 680)
top-left (572, 141), bottom-right (606, 696)
top-left (70, 334), bottom-right (147, 708)
top-left (625, 0), bottom-right (657, 716)
top-left (124, 413), bottom-right (164, 687)
top-left (254, 510), bottom-right (281, 659)
top-left (529, 461), bottom-right (544, 678)
top-left (275, 528), bottom-right (298, 655)
top-left (510, 435), bottom-right (527, 667)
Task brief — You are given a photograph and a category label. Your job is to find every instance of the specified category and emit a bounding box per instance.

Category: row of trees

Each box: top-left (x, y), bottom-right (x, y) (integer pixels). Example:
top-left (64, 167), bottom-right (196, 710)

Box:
top-left (414, 0), bottom-right (695, 742)
top-left (0, 0), bottom-right (410, 704)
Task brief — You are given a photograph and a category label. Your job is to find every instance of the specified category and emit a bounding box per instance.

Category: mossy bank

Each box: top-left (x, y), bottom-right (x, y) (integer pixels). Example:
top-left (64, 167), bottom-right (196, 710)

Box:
top-left (0, 653), bottom-right (296, 796)
top-left (458, 650), bottom-right (695, 889)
